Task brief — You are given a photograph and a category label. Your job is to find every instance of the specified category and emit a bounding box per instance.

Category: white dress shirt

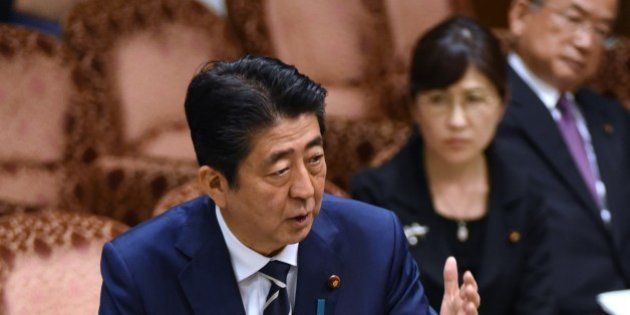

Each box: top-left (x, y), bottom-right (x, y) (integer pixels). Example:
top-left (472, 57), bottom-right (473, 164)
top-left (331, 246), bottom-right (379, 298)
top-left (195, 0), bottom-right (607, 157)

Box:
top-left (508, 53), bottom-right (611, 223)
top-left (216, 206), bottom-right (299, 315)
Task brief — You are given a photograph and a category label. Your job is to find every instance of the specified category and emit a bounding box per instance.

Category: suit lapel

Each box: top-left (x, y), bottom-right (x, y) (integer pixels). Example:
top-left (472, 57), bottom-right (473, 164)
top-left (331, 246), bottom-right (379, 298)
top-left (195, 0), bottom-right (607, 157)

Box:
top-left (576, 91), bottom-right (628, 247)
top-left (388, 135), bottom-right (449, 285)
top-left (176, 197), bottom-right (246, 315)
top-left (294, 209), bottom-right (343, 315)
top-left (477, 150), bottom-right (515, 289)
top-left (507, 68), bottom-right (600, 215)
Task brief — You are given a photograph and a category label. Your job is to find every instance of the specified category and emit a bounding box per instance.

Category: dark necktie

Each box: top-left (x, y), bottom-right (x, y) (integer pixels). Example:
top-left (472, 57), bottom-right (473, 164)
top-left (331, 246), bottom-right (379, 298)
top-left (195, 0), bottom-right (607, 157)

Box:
top-left (259, 260), bottom-right (291, 315)
top-left (556, 94), bottom-right (600, 205)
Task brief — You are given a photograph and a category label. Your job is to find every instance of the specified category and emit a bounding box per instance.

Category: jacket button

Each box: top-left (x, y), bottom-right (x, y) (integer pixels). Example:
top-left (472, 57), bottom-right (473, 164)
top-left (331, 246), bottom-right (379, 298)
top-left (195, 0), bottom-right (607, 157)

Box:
top-left (328, 275), bottom-right (341, 289)
top-left (509, 231), bottom-right (521, 243)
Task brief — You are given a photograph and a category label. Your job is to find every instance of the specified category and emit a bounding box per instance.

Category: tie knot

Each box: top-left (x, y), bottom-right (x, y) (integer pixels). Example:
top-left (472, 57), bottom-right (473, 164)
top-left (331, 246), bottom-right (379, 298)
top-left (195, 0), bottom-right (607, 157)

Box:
top-left (556, 94), bottom-right (573, 115)
top-left (260, 260), bottom-right (291, 284)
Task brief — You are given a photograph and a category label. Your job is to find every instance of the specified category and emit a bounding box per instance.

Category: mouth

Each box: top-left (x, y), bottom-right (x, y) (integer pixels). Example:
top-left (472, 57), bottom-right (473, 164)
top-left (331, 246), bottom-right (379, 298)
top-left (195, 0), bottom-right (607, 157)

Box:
top-left (288, 212), bottom-right (311, 229)
top-left (445, 138), bottom-right (470, 147)
top-left (561, 57), bottom-right (585, 72)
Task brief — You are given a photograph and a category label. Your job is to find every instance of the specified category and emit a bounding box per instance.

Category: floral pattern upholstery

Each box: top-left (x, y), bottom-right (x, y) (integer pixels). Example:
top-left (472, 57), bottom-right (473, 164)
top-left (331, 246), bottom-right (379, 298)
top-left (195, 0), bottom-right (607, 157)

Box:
top-left (227, 0), bottom-right (393, 120)
top-left (0, 210), bottom-right (127, 314)
top-left (0, 25), bottom-right (88, 214)
top-left (62, 0), bottom-right (243, 225)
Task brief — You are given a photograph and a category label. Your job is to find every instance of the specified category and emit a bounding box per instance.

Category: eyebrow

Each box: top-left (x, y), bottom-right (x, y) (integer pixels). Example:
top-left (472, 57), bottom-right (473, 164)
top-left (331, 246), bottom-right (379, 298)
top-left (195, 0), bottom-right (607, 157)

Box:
top-left (265, 136), bottom-right (324, 166)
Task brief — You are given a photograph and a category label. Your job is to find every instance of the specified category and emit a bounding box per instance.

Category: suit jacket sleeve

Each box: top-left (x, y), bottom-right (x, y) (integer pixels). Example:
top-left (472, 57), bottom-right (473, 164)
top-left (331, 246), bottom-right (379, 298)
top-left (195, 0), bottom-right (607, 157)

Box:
top-left (386, 211), bottom-right (438, 315)
top-left (99, 242), bottom-right (145, 315)
top-left (514, 191), bottom-right (555, 314)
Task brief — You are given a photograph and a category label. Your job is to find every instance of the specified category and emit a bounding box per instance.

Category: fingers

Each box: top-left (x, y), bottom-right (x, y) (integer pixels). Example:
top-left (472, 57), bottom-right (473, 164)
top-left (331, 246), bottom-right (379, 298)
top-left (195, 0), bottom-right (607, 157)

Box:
top-left (460, 271), bottom-right (480, 314)
top-left (442, 256), bottom-right (459, 297)
top-left (463, 271), bottom-right (478, 291)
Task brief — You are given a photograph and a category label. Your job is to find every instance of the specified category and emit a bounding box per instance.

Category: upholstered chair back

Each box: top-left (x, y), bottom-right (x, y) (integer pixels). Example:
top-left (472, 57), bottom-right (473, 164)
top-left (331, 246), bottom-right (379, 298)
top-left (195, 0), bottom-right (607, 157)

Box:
top-left (65, 0), bottom-right (242, 162)
top-left (227, 0), bottom-right (392, 119)
top-left (381, 0), bottom-right (475, 119)
top-left (62, 0), bottom-right (242, 225)
top-left (324, 117), bottom-right (411, 189)
top-left (590, 37), bottom-right (630, 109)
top-left (0, 25), bottom-right (85, 212)
top-left (0, 210), bottom-right (127, 314)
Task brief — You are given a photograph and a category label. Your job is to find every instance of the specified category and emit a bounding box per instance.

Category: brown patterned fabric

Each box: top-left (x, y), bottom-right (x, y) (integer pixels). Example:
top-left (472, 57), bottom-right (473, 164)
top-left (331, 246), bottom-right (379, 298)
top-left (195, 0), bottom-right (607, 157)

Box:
top-left (152, 178), bottom-right (350, 218)
top-left (0, 25), bottom-right (87, 213)
top-left (0, 210), bottom-right (127, 314)
top-left (226, 0), bottom-right (393, 120)
top-left (62, 0), bottom-right (243, 225)
top-left (152, 179), bottom-right (201, 217)
top-left (590, 37), bottom-right (630, 110)
top-left (74, 156), bottom-right (198, 226)
top-left (324, 117), bottom-right (412, 190)
top-left (381, 1), bottom-right (475, 120)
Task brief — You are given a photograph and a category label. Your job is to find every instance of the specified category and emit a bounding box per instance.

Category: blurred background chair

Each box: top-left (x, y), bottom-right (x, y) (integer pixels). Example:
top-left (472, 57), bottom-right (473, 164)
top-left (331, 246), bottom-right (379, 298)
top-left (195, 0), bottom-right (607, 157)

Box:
top-left (324, 118), bottom-right (411, 190)
top-left (381, 0), bottom-right (474, 119)
top-left (62, 0), bottom-right (243, 225)
top-left (0, 210), bottom-right (127, 314)
top-left (0, 25), bottom-right (90, 215)
top-left (227, 0), bottom-right (393, 120)
top-left (590, 37), bottom-right (630, 110)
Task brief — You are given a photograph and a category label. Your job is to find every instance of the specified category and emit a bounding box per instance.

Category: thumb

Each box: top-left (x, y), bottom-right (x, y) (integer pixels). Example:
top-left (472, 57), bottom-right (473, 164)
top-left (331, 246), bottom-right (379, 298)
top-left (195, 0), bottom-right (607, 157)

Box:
top-left (443, 256), bottom-right (459, 297)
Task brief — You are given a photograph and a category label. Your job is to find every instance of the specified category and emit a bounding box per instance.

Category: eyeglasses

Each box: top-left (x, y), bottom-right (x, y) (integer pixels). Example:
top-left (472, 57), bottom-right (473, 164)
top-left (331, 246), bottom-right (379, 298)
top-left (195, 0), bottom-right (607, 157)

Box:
top-left (534, 2), bottom-right (615, 43)
top-left (416, 91), bottom-right (501, 117)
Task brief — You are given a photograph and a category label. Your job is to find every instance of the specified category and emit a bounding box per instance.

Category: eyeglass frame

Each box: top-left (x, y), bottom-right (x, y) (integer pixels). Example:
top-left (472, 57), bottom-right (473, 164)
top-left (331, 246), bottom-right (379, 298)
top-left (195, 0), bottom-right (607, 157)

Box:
top-left (528, 0), bottom-right (617, 46)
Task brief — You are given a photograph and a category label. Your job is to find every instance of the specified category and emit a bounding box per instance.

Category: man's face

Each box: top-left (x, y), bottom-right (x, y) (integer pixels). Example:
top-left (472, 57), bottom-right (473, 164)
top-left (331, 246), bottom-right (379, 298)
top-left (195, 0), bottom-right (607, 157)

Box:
top-left (220, 114), bottom-right (326, 255)
top-left (510, 0), bottom-right (617, 91)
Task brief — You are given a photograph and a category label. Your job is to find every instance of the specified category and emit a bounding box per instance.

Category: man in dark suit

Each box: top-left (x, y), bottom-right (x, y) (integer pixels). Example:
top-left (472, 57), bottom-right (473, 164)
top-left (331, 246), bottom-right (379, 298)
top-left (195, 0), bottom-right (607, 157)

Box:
top-left (497, 0), bottom-right (630, 313)
top-left (98, 56), bottom-right (481, 314)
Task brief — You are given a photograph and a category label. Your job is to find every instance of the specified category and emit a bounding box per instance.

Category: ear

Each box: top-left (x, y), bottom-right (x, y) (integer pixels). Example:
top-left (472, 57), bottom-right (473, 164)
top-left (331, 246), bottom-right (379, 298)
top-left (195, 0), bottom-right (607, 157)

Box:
top-left (508, 0), bottom-right (532, 37)
top-left (198, 165), bottom-right (230, 209)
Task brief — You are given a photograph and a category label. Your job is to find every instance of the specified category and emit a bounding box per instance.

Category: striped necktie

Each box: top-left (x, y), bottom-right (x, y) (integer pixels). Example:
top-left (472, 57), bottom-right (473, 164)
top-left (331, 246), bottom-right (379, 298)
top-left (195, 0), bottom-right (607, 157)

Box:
top-left (259, 260), bottom-right (291, 315)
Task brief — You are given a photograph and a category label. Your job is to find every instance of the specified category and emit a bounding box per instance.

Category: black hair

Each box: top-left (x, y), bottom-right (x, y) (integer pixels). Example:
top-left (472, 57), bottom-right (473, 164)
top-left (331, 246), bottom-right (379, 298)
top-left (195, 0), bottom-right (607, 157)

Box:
top-left (409, 16), bottom-right (507, 100)
top-left (184, 55), bottom-right (327, 187)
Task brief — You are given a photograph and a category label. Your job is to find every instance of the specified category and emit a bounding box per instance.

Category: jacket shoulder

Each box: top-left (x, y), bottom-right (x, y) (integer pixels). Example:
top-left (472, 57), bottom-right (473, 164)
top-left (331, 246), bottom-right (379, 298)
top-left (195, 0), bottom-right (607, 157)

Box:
top-left (108, 196), bottom-right (208, 260)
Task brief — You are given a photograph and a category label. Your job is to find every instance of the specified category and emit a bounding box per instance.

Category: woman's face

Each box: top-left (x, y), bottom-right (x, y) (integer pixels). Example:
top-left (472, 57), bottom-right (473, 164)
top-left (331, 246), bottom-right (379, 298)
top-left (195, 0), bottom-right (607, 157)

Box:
top-left (413, 66), bottom-right (504, 165)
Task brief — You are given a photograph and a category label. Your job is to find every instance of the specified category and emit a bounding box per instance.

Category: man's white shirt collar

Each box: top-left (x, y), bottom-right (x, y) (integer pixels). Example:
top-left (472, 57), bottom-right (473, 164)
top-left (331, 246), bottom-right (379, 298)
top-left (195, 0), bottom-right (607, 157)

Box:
top-left (215, 205), bottom-right (298, 282)
top-left (508, 53), bottom-right (570, 112)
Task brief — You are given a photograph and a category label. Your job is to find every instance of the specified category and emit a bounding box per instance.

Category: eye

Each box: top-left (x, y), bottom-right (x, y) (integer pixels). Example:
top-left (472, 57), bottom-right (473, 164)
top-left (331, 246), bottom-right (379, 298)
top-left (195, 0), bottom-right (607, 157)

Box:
top-left (427, 93), bottom-right (448, 105)
top-left (309, 154), bottom-right (324, 165)
top-left (594, 24), bottom-right (611, 39)
top-left (466, 93), bottom-right (485, 104)
top-left (273, 167), bottom-right (290, 177)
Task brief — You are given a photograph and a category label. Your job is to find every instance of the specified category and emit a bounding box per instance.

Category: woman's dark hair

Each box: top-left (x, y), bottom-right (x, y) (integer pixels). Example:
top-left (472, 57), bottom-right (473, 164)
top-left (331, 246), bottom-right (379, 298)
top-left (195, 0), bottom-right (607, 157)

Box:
top-left (184, 55), bottom-right (327, 187)
top-left (409, 16), bottom-right (507, 100)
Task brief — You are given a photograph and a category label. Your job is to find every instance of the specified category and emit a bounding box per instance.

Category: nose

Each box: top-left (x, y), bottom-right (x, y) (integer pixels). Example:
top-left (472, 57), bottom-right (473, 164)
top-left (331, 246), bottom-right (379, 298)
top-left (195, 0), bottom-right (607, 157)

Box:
top-left (289, 162), bottom-right (315, 200)
top-left (573, 26), bottom-right (596, 51)
top-left (447, 103), bottom-right (468, 129)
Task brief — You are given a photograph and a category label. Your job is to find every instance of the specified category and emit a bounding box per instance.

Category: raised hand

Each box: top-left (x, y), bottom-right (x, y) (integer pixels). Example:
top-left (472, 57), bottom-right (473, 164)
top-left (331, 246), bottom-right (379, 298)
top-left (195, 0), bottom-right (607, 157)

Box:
top-left (439, 257), bottom-right (480, 315)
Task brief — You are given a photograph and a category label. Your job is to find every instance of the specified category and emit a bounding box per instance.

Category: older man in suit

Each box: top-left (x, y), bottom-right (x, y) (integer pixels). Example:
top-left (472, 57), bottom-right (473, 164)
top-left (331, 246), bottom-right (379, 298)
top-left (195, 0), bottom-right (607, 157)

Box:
top-left (98, 56), bottom-right (480, 315)
top-left (497, 0), bottom-right (630, 313)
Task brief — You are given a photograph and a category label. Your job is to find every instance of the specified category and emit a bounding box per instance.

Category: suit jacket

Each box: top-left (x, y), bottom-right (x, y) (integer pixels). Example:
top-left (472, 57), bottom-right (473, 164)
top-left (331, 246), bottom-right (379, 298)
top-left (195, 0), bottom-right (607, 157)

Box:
top-left (99, 194), bottom-right (436, 315)
top-left (350, 134), bottom-right (554, 315)
top-left (495, 67), bottom-right (630, 314)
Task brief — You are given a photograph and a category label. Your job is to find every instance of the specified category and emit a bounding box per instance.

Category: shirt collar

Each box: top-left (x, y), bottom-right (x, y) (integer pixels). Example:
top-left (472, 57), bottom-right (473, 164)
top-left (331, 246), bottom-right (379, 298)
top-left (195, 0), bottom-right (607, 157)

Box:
top-left (215, 205), bottom-right (298, 282)
top-left (508, 53), bottom-right (569, 111)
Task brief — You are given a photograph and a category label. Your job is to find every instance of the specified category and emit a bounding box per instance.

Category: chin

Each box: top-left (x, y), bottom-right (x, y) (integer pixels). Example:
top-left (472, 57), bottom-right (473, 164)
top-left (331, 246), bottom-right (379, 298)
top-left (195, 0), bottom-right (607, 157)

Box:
top-left (442, 151), bottom-right (476, 165)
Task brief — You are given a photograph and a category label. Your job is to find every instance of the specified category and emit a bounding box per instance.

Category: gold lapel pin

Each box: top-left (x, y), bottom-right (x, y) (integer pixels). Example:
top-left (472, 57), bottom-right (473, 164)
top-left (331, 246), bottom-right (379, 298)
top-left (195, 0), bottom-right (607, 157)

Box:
top-left (328, 275), bottom-right (341, 289)
top-left (603, 124), bottom-right (614, 135)
top-left (509, 231), bottom-right (521, 243)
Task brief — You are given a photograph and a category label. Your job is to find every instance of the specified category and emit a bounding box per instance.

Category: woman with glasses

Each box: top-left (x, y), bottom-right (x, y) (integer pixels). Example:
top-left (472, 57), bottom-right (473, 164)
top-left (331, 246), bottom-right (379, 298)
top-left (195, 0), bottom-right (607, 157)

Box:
top-left (351, 17), bottom-right (554, 314)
